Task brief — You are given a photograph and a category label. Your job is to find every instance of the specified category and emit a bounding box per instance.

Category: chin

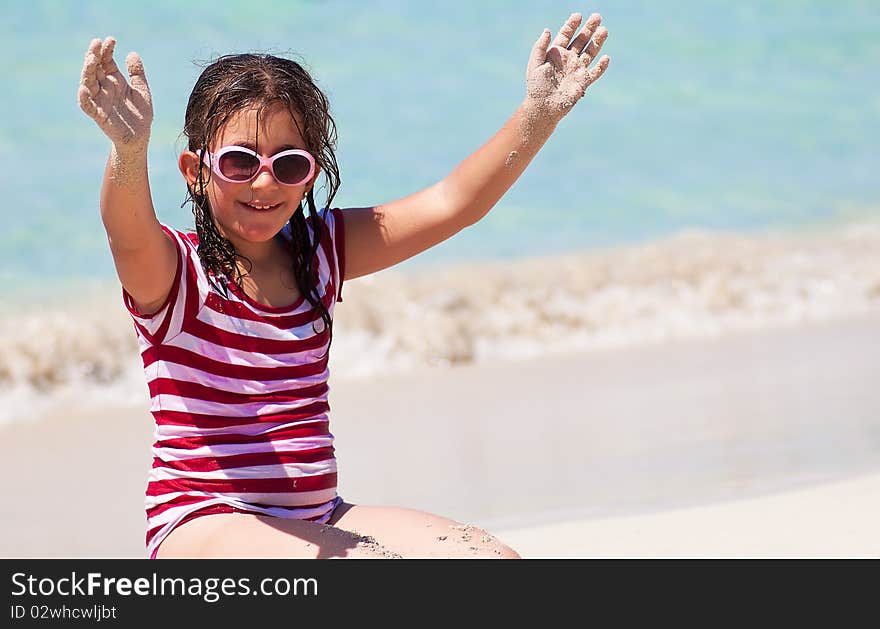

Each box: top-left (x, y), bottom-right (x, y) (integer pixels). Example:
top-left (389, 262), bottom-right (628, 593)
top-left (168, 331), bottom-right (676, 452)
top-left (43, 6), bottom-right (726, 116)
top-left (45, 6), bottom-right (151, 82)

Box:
top-left (241, 225), bottom-right (284, 242)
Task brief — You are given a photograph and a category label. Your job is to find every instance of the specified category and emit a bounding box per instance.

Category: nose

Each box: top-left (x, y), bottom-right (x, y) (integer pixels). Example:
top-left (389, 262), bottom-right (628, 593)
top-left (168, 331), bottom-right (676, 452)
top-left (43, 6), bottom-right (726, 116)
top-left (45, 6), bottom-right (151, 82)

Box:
top-left (250, 164), bottom-right (278, 188)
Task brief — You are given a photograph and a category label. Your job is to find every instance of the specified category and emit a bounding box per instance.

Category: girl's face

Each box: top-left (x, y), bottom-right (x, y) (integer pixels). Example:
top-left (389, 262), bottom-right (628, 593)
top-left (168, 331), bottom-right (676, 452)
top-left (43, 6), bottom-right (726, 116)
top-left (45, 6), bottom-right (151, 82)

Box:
top-left (180, 103), bottom-right (320, 256)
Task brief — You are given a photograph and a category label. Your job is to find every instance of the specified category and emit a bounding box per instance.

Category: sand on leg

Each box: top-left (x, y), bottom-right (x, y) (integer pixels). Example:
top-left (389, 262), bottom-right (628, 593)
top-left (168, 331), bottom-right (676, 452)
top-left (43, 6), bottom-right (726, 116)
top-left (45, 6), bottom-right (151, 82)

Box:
top-left (328, 502), bottom-right (521, 558)
top-left (154, 512), bottom-right (401, 559)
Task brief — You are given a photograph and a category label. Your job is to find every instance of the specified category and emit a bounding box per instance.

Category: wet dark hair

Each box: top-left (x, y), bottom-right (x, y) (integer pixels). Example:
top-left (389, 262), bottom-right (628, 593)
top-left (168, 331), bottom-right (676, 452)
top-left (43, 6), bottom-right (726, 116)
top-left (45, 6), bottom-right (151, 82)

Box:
top-left (181, 53), bottom-right (339, 346)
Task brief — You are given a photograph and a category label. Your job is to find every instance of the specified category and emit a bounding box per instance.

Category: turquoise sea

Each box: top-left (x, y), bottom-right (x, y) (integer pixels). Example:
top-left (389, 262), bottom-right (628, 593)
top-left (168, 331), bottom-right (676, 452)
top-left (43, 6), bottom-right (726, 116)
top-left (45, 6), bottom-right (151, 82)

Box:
top-left (1, 0), bottom-right (878, 295)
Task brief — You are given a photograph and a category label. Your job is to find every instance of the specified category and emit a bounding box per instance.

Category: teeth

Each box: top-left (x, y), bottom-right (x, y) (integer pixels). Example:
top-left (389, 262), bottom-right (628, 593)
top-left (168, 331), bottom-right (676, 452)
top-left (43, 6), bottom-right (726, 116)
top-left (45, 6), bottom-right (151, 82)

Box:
top-left (247, 202), bottom-right (278, 210)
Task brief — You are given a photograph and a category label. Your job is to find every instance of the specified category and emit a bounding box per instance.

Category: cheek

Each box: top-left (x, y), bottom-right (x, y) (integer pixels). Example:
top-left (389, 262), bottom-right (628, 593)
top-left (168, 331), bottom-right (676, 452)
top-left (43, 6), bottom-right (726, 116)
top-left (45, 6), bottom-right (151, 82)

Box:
top-left (203, 187), bottom-right (220, 215)
top-left (206, 183), bottom-right (234, 214)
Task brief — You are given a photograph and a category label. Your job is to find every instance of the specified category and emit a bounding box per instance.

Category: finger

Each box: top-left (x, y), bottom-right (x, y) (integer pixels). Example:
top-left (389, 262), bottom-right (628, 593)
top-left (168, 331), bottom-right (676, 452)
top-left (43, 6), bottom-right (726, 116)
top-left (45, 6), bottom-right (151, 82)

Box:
top-left (78, 85), bottom-right (99, 118)
top-left (100, 36), bottom-right (122, 76)
top-left (80, 51), bottom-right (100, 96)
top-left (126, 52), bottom-right (151, 98)
top-left (585, 55), bottom-right (610, 87)
top-left (527, 28), bottom-right (552, 73)
top-left (78, 86), bottom-right (111, 127)
top-left (82, 72), bottom-right (100, 98)
top-left (80, 38), bottom-right (101, 82)
top-left (82, 38), bottom-right (101, 66)
top-left (580, 26), bottom-right (609, 65)
top-left (551, 12), bottom-right (582, 49)
top-left (568, 13), bottom-right (602, 53)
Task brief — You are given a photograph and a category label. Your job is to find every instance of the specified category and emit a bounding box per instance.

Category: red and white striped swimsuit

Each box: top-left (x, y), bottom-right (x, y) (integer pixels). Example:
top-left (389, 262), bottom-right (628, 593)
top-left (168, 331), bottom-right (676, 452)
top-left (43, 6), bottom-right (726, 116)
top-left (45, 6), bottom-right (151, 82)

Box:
top-left (122, 208), bottom-right (346, 559)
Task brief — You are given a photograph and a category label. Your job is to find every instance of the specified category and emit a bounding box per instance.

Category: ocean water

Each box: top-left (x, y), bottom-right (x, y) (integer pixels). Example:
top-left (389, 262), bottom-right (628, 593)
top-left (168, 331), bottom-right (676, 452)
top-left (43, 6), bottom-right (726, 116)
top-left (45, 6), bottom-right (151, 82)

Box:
top-left (2, 0), bottom-right (878, 287)
top-left (1, 1), bottom-right (879, 420)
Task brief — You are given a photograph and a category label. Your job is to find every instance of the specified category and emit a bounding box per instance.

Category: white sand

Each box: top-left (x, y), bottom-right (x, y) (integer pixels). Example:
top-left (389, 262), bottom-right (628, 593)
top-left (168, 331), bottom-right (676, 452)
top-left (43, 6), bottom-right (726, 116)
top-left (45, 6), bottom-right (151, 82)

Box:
top-left (1, 314), bottom-right (878, 558)
top-left (494, 472), bottom-right (880, 558)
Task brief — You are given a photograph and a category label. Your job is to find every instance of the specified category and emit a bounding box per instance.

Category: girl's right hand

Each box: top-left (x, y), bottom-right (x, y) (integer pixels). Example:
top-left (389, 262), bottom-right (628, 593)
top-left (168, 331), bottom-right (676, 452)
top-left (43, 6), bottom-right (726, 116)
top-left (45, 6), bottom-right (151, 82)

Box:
top-left (78, 37), bottom-right (153, 152)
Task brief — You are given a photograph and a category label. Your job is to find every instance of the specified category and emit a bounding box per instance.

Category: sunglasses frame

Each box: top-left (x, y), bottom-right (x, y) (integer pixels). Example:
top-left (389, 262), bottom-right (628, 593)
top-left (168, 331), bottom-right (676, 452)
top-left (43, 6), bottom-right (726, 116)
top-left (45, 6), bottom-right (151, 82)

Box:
top-left (198, 146), bottom-right (316, 187)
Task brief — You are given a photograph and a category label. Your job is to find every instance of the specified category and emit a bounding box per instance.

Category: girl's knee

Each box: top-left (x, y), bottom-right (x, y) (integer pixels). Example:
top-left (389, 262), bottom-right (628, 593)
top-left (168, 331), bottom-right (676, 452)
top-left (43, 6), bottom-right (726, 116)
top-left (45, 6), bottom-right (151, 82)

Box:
top-left (495, 544), bottom-right (522, 559)
top-left (329, 504), bottom-right (520, 558)
top-left (478, 541), bottom-right (521, 559)
top-left (444, 523), bottom-right (521, 559)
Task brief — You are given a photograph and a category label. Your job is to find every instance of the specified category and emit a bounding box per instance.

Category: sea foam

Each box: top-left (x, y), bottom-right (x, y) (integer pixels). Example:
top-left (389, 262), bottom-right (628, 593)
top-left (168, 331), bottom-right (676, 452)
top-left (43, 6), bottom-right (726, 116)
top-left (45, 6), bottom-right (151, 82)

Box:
top-left (2, 222), bottom-right (879, 424)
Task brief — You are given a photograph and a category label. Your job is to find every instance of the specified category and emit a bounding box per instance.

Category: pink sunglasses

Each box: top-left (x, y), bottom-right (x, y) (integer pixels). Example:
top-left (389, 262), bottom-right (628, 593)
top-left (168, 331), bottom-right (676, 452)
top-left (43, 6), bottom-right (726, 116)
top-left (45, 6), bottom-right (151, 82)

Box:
top-left (199, 146), bottom-right (316, 186)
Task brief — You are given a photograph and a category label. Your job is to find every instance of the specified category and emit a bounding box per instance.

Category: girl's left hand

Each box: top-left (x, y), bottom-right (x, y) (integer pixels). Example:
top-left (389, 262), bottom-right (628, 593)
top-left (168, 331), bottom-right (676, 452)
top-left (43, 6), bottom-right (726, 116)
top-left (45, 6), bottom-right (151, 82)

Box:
top-left (525, 12), bottom-right (610, 122)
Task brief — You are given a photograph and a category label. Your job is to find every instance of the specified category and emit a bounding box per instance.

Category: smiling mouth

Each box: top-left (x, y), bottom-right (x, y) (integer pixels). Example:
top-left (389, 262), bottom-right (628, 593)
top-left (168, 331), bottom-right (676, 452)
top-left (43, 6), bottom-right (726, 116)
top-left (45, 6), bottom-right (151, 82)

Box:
top-left (240, 201), bottom-right (282, 211)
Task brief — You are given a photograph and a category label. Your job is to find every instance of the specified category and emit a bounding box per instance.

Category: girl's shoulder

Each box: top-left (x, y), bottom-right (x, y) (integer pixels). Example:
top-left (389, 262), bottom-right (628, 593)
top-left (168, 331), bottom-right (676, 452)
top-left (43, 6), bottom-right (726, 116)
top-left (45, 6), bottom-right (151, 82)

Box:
top-left (155, 223), bottom-right (199, 250)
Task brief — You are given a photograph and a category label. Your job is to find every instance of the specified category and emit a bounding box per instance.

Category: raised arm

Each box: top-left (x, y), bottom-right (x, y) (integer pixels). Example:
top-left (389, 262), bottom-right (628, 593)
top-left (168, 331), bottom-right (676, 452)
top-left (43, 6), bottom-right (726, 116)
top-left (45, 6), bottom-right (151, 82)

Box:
top-left (78, 37), bottom-right (177, 314)
top-left (340, 12), bottom-right (610, 280)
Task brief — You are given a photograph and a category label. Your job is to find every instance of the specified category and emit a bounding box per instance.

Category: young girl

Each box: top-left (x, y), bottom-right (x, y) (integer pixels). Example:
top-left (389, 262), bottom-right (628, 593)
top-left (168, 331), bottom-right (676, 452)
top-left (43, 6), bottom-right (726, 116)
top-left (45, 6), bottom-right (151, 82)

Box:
top-left (77, 11), bottom-right (609, 559)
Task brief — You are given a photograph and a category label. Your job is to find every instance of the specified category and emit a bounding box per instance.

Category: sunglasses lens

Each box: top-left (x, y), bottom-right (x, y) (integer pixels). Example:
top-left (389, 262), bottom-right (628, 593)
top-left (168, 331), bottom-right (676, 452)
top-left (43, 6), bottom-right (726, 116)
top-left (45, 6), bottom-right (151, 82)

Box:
top-left (274, 154), bottom-right (312, 185)
top-left (217, 151), bottom-right (259, 181)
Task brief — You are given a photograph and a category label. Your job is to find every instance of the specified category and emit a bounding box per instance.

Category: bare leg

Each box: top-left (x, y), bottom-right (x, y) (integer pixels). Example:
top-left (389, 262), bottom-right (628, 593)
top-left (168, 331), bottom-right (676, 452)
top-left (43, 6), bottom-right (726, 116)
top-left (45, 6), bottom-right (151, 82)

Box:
top-left (328, 502), bottom-right (521, 559)
top-left (155, 504), bottom-right (519, 559)
top-left (154, 512), bottom-right (402, 559)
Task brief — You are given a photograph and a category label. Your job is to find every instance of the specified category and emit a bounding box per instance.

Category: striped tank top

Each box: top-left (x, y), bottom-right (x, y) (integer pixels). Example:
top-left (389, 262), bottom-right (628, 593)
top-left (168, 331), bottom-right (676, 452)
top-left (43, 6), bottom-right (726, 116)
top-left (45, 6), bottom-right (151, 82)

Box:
top-left (122, 208), bottom-right (346, 558)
